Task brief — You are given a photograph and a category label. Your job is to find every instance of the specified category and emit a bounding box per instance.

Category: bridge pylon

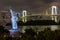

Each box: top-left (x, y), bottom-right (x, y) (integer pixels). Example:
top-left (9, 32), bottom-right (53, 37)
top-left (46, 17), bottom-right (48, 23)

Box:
top-left (22, 10), bottom-right (27, 22)
top-left (51, 6), bottom-right (58, 22)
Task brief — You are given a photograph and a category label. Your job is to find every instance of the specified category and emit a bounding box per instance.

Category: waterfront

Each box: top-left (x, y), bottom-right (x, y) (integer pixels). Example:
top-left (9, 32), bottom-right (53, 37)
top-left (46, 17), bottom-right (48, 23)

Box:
top-left (20, 25), bottom-right (60, 32)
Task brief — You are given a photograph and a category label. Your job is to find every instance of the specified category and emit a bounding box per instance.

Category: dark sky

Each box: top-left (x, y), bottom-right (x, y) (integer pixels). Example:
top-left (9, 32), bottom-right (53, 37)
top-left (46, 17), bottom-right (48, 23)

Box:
top-left (0, 0), bottom-right (60, 13)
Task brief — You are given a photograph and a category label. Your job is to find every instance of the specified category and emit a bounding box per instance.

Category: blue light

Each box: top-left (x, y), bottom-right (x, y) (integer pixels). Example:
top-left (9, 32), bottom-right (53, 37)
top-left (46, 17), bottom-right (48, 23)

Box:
top-left (10, 9), bottom-right (18, 30)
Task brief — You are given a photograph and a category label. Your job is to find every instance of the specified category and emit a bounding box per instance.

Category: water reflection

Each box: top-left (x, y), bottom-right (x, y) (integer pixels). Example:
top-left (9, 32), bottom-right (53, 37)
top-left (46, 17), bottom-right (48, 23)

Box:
top-left (21, 25), bottom-right (60, 32)
top-left (50, 25), bottom-right (59, 31)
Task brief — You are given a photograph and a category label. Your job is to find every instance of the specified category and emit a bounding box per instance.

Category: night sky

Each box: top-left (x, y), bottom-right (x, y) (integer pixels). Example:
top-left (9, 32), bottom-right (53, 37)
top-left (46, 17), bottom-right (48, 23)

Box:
top-left (0, 0), bottom-right (60, 13)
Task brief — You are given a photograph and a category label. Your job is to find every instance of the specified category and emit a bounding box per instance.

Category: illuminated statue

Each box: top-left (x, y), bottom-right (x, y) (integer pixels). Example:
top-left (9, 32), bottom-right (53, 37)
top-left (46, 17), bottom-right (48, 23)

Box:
top-left (10, 9), bottom-right (18, 30)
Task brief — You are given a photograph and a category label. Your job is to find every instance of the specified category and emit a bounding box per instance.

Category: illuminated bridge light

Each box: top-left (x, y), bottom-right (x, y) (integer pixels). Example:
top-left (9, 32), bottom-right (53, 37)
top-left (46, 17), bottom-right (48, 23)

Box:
top-left (10, 9), bottom-right (18, 30)
top-left (22, 10), bottom-right (27, 22)
top-left (51, 6), bottom-right (58, 22)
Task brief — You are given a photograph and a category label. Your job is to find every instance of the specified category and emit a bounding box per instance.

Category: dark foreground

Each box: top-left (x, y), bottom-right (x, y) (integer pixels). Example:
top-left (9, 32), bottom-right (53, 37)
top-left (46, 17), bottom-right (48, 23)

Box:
top-left (0, 25), bottom-right (60, 40)
top-left (6, 20), bottom-right (60, 26)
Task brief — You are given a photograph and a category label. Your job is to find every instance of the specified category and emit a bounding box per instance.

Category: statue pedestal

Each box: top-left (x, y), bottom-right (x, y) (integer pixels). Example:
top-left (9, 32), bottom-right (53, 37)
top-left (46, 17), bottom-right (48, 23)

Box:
top-left (9, 29), bottom-right (19, 37)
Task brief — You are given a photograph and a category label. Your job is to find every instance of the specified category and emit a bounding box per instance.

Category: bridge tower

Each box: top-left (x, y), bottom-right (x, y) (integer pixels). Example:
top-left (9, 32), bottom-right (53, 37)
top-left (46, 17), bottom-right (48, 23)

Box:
top-left (22, 10), bottom-right (27, 22)
top-left (51, 6), bottom-right (58, 22)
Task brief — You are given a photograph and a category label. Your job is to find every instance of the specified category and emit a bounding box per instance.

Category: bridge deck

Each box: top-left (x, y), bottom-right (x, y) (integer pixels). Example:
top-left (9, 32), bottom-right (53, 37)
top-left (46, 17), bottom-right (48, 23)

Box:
top-left (20, 14), bottom-right (60, 18)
